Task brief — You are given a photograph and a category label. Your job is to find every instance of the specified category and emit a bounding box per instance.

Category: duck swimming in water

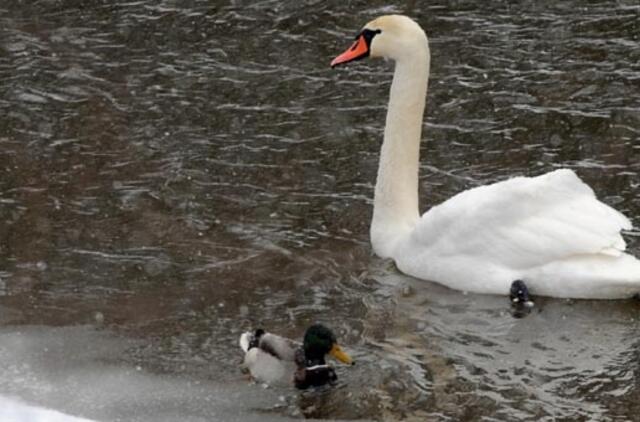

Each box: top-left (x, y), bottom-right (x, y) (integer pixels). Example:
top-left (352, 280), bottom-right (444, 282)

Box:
top-left (510, 280), bottom-right (534, 307)
top-left (510, 279), bottom-right (535, 318)
top-left (239, 324), bottom-right (354, 389)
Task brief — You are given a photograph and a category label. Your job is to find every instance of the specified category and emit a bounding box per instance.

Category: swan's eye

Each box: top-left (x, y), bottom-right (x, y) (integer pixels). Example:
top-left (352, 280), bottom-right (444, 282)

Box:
top-left (355, 28), bottom-right (382, 45)
top-left (332, 29), bottom-right (379, 67)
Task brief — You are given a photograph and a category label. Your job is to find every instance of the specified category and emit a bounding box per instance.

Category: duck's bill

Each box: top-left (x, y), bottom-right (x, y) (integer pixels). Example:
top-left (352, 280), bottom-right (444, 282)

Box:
top-left (331, 35), bottom-right (369, 67)
top-left (329, 344), bottom-right (354, 365)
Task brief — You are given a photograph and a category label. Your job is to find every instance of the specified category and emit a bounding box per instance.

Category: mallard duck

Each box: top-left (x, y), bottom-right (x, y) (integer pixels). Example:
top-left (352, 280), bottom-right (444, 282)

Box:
top-left (239, 324), bottom-right (354, 389)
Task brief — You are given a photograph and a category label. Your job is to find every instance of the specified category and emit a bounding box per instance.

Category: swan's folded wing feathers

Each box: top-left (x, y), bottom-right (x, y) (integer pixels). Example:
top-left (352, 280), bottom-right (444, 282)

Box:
top-left (413, 169), bottom-right (632, 269)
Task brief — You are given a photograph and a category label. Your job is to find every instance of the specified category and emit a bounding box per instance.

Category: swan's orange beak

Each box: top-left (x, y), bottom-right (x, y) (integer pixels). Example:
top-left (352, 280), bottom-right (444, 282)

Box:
top-left (331, 35), bottom-right (369, 68)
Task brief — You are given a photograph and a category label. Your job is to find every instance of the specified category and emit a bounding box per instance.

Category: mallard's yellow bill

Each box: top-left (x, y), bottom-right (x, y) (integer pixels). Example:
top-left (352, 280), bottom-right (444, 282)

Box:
top-left (329, 344), bottom-right (354, 365)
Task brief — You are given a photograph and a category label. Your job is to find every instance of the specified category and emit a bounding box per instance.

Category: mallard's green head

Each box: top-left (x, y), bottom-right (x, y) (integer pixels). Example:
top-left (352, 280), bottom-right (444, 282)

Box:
top-left (303, 324), bottom-right (353, 365)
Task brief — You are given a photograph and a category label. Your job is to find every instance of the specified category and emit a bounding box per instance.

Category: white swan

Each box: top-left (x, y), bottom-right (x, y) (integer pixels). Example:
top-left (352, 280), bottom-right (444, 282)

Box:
top-left (331, 15), bottom-right (640, 299)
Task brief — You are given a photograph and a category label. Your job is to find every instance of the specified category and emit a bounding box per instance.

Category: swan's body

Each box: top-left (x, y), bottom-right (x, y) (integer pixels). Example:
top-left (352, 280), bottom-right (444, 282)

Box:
top-left (332, 15), bottom-right (640, 299)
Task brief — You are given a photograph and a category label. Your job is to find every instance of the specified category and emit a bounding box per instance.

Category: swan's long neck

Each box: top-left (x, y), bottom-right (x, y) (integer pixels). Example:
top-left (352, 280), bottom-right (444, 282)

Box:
top-left (371, 43), bottom-right (430, 258)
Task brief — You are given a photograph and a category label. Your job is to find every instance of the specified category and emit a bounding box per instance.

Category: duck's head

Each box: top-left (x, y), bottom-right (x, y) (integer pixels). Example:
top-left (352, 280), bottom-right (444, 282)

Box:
top-left (331, 15), bottom-right (428, 67)
top-left (294, 324), bottom-right (353, 389)
top-left (303, 324), bottom-right (353, 366)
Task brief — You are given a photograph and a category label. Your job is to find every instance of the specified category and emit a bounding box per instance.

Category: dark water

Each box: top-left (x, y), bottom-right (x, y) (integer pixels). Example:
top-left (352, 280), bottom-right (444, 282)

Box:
top-left (1, 0), bottom-right (639, 420)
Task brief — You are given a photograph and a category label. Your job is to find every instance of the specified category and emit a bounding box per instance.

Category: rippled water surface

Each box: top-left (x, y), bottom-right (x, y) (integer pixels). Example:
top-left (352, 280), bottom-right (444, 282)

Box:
top-left (1, 0), bottom-right (640, 420)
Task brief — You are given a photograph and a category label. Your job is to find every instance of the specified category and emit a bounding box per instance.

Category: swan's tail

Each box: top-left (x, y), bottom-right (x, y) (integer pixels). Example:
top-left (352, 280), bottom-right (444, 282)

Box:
top-left (528, 253), bottom-right (640, 299)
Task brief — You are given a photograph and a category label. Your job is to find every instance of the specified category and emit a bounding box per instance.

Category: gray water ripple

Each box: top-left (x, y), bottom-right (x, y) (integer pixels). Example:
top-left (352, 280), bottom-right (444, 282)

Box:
top-left (0, 1), bottom-right (639, 421)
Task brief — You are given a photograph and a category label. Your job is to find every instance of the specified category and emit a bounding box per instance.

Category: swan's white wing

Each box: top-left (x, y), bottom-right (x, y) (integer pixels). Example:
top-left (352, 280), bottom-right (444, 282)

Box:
top-left (412, 169), bottom-right (631, 269)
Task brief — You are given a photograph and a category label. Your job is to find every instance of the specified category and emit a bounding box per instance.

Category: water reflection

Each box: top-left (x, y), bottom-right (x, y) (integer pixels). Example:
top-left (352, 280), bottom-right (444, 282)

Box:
top-left (1, 0), bottom-right (639, 420)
